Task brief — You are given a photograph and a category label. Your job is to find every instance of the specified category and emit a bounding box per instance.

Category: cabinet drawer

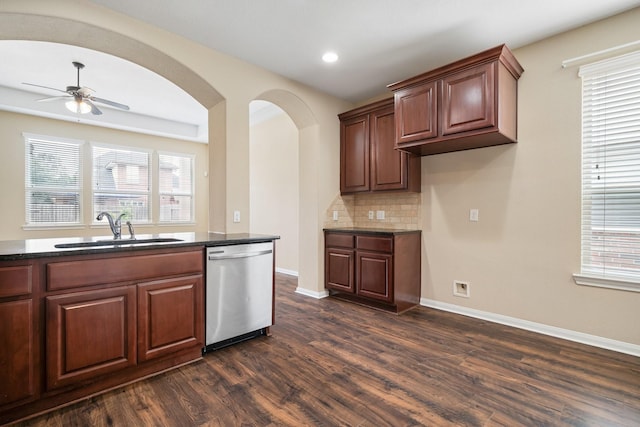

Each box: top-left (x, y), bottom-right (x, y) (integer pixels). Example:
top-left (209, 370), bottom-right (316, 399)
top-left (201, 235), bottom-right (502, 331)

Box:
top-left (0, 265), bottom-right (32, 297)
top-left (325, 233), bottom-right (354, 249)
top-left (356, 236), bottom-right (393, 253)
top-left (47, 250), bottom-right (203, 291)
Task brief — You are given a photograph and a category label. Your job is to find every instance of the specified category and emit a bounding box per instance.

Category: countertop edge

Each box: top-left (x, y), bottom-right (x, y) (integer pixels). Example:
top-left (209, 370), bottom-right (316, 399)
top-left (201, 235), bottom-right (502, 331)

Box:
top-left (323, 228), bottom-right (421, 236)
top-left (0, 233), bottom-right (280, 261)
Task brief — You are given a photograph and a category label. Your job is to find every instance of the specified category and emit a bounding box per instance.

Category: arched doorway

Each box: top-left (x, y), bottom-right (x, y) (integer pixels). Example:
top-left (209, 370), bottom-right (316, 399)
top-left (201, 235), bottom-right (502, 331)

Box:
top-left (1, 12), bottom-right (328, 296)
top-left (253, 89), bottom-right (322, 295)
top-left (249, 100), bottom-right (299, 275)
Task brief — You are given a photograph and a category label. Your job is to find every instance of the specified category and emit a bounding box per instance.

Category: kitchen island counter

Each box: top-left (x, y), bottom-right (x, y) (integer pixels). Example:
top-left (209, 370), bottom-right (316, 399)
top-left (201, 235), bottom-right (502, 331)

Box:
top-left (0, 232), bottom-right (279, 261)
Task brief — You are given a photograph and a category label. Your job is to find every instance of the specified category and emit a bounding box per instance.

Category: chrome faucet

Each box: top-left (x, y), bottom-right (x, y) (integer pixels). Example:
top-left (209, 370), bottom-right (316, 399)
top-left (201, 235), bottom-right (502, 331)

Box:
top-left (126, 221), bottom-right (136, 240)
top-left (96, 211), bottom-right (126, 239)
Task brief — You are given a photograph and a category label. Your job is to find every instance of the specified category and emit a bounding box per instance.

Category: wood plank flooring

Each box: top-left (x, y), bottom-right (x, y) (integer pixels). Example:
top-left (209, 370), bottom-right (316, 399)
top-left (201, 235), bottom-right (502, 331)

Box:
top-left (12, 273), bottom-right (640, 426)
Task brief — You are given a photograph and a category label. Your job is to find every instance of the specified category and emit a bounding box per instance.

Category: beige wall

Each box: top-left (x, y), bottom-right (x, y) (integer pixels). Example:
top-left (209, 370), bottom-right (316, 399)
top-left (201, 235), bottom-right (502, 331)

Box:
top-left (420, 9), bottom-right (640, 345)
top-left (1, 2), bottom-right (638, 348)
top-left (250, 111), bottom-right (299, 273)
top-left (0, 110), bottom-right (209, 239)
top-left (0, 0), bottom-right (351, 295)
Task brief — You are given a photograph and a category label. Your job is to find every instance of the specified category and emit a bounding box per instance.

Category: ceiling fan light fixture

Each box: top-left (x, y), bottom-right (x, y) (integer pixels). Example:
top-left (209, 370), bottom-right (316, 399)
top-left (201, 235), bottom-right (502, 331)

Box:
top-left (65, 98), bottom-right (91, 114)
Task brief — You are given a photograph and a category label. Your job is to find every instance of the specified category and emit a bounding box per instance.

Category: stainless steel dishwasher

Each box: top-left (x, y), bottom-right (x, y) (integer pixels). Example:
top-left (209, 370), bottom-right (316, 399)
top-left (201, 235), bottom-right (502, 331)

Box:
top-left (205, 241), bottom-right (274, 351)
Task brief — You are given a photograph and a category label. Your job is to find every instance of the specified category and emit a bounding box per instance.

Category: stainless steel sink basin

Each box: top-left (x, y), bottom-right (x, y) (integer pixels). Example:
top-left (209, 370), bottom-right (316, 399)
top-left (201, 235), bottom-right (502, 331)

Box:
top-left (54, 238), bottom-right (183, 249)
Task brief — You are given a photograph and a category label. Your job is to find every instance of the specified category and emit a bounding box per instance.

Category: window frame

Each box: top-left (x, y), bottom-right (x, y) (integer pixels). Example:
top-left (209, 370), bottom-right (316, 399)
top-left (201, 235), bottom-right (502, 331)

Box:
top-left (573, 50), bottom-right (640, 293)
top-left (91, 142), bottom-right (153, 225)
top-left (23, 133), bottom-right (84, 228)
top-left (157, 151), bottom-right (196, 224)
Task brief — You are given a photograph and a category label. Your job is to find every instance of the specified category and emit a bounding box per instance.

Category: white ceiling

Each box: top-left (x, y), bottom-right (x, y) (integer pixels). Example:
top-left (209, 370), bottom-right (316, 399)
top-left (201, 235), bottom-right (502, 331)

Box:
top-left (1, 0), bottom-right (639, 142)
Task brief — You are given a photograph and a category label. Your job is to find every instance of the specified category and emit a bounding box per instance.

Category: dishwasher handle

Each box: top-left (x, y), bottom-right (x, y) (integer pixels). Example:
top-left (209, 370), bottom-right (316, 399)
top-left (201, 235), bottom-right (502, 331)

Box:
top-left (208, 249), bottom-right (272, 261)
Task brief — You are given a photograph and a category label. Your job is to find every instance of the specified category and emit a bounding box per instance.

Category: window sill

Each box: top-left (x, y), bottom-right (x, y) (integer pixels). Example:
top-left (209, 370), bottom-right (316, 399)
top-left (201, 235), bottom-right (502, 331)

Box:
top-left (573, 274), bottom-right (640, 293)
top-left (23, 224), bottom-right (85, 231)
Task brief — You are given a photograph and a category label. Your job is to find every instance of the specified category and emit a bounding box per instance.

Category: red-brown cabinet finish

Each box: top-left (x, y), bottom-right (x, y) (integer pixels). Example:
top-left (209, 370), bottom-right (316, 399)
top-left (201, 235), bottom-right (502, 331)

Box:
top-left (325, 232), bottom-right (355, 293)
top-left (340, 114), bottom-right (370, 193)
top-left (394, 80), bottom-right (438, 145)
top-left (46, 285), bottom-right (137, 390)
top-left (339, 98), bottom-right (420, 194)
top-left (0, 262), bottom-right (38, 408)
top-left (442, 62), bottom-right (495, 135)
top-left (0, 299), bottom-right (35, 405)
top-left (388, 44), bottom-right (523, 156)
top-left (324, 230), bottom-right (421, 313)
top-left (137, 275), bottom-right (204, 362)
top-left (1, 247), bottom-right (207, 425)
top-left (356, 251), bottom-right (393, 303)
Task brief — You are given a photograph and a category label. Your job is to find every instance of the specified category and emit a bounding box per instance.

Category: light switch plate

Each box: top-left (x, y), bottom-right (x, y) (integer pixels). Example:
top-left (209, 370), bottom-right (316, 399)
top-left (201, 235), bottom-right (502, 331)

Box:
top-left (470, 209), bottom-right (479, 222)
top-left (376, 210), bottom-right (385, 220)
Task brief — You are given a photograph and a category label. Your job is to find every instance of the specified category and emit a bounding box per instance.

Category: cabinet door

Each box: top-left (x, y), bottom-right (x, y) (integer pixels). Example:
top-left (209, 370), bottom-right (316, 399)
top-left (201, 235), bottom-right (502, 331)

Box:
top-left (370, 105), bottom-right (410, 191)
top-left (138, 275), bottom-right (203, 362)
top-left (0, 299), bottom-right (36, 405)
top-left (442, 62), bottom-right (496, 136)
top-left (340, 114), bottom-right (370, 193)
top-left (325, 248), bottom-right (355, 293)
top-left (356, 251), bottom-right (393, 303)
top-left (394, 80), bottom-right (438, 145)
top-left (46, 286), bottom-right (136, 390)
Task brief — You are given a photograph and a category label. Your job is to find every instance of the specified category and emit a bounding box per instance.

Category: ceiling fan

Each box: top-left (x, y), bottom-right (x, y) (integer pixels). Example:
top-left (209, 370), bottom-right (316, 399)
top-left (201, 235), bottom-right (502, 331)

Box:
top-left (23, 61), bottom-right (130, 116)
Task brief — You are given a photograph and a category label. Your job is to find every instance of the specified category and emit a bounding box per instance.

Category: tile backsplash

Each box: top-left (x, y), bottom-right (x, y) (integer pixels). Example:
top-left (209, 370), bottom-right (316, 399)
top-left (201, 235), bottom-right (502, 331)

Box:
top-left (325, 192), bottom-right (421, 230)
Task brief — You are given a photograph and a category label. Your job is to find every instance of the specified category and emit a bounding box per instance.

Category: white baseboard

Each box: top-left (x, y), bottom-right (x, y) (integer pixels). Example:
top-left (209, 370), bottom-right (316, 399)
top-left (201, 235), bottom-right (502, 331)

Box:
top-left (276, 267), bottom-right (298, 277)
top-left (295, 287), bottom-right (329, 299)
top-left (421, 298), bottom-right (640, 357)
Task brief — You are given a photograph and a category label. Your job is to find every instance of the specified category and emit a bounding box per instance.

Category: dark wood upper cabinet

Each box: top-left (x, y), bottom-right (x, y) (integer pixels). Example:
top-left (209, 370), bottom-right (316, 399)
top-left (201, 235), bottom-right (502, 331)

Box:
top-left (339, 98), bottom-right (420, 194)
top-left (394, 80), bottom-right (438, 145)
top-left (388, 44), bottom-right (523, 156)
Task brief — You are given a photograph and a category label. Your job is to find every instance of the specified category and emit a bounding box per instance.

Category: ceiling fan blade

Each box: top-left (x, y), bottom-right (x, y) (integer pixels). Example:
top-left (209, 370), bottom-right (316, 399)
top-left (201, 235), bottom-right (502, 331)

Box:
top-left (22, 82), bottom-right (69, 94)
top-left (36, 95), bottom-right (72, 102)
top-left (89, 96), bottom-right (130, 111)
top-left (84, 99), bottom-right (103, 115)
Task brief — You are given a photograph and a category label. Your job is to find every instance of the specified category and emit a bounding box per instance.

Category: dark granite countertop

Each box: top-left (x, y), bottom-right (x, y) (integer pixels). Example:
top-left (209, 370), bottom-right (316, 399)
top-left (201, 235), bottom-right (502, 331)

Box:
top-left (0, 232), bottom-right (280, 261)
top-left (323, 227), bottom-right (421, 236)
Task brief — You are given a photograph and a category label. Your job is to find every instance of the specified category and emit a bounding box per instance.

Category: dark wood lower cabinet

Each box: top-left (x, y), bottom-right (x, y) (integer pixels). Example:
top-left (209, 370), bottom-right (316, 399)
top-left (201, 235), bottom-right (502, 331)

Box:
top-left (324, 229), bottom-right (421, 313)
top-left (325, 248), bottom-right (355, 293)
top-left (0, 247), bottom-right (205, 425)
top-left (138, 275), bottom-right (204, 362)
top-left (0, 299), bottom-right (36, 405)
top-left (356, 251), bottom-right (393, 303)
top-left (46, 286), bottom-right (137, 390)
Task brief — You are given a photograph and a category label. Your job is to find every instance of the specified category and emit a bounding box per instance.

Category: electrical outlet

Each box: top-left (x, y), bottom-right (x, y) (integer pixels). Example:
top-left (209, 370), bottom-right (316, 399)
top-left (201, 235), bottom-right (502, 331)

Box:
top-left (376, 210), bottom-right (385, 220)
top-left (233, 210), bottom-right (240, 223)
top-left (469, 209), bottom-right (479, 222)
top-left (368, 210), bottom-right (374, 220)
top-left (453, 280), bottom-right (471, 298)
top-left (333, 210), bottom-right (339, 221)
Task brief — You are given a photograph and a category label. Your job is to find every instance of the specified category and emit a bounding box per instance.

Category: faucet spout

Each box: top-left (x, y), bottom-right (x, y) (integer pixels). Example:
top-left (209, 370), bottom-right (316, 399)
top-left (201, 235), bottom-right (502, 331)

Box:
top-left (96, 211), bottom-right (123, 239)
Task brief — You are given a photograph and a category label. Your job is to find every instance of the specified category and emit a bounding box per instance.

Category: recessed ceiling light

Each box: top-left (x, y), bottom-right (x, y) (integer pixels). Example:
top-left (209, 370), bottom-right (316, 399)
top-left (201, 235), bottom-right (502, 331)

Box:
top-left (322, 51), bottom-right (339, 63)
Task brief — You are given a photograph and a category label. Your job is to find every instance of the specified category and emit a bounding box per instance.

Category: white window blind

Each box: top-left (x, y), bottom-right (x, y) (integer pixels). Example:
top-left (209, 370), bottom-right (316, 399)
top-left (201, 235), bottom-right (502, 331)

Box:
top-left (158, 153), bottom-right (194, 222)
top-left (579, 51), bottom-right (640, 283)
top-left (92, 144), bottom-right (151, 223)
top-left (24, 134), bottom-right (82, 225)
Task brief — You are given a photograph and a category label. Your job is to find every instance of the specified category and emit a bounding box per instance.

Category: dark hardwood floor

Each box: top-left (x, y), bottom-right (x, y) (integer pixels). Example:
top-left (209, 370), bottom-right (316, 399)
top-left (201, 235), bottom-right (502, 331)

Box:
top-left (12, 273), bottom-right (640, 426)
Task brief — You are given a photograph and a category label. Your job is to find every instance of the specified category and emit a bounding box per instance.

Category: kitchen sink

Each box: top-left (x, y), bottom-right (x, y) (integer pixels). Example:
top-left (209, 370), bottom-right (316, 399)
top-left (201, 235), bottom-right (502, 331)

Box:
top-left (54, 238), bottom-right (183, 249)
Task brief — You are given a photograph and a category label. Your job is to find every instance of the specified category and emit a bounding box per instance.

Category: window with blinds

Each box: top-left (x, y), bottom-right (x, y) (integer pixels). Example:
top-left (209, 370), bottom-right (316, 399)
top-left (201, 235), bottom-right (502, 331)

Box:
top-left (92, 144), bottom-right (151, 223)
top-left (579, 50), bottom-right (640, 284)
top-left (24, 134), bottom-right (82, 225)
top-left (158, 152), bottom-right (194, 222)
